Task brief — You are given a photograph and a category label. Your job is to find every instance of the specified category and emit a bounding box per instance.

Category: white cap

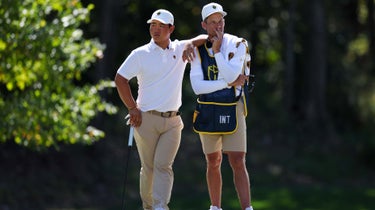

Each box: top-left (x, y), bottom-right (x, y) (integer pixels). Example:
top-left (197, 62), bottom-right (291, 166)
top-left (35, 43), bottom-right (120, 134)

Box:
top-left (201, 2), bottom-right (227, 21)
top-left (147, 9), bottom-right (174, 25)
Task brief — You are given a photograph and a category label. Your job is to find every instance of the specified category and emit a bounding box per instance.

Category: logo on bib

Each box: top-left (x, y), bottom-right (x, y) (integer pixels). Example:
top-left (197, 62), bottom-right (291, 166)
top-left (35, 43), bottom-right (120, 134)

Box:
top-left (219, 115), bottom-right (231, 124)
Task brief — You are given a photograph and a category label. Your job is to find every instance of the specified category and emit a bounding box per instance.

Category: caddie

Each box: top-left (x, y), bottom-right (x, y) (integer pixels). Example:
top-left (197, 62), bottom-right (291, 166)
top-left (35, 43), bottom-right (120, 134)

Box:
top-left (189, 2), bottom-right (254, 210)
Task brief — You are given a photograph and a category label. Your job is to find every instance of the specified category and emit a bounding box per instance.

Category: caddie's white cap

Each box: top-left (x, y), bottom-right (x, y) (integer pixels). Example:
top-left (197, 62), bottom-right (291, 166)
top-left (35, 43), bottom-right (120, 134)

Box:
top-left (201, 2), bottom-right (227, 21)
top-left (147, 9), bottom-right (174, 25)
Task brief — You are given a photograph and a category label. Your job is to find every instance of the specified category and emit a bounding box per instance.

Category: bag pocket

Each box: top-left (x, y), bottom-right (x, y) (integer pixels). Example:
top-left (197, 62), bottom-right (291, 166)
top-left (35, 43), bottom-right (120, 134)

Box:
top-left (193, 100), bottom-right (238, 135)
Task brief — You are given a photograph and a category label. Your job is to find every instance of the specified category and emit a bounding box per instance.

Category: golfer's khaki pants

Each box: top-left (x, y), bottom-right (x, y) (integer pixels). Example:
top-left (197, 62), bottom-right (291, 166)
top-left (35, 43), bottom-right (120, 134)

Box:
top-left (134, 111), bottom-right (183, 210)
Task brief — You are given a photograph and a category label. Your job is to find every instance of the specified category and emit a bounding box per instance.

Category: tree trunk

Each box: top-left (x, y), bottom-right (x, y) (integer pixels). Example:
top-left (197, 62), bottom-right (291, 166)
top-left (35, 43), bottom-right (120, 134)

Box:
top-left (283, 0), bottom-right (296, 114)
top-left (292, 0), bottom-right (340, 145)
top-left (367, 0), bottom-right (375, 62)
top-left (92, 0), bottom-right (122, 125)
top-left (303, 0), bottom-right (326, 124)
top-left (96, 0), bottom-right (122, 81)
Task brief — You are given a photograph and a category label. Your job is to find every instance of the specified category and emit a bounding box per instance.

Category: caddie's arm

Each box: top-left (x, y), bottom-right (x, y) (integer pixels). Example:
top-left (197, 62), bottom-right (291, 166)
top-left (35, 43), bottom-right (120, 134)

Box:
top-left (190, 49), bottom-right (228, 95)
top-left (228, 74), bottom-right (248, 87)
top-left (215, 41), bottom-right (247, 84)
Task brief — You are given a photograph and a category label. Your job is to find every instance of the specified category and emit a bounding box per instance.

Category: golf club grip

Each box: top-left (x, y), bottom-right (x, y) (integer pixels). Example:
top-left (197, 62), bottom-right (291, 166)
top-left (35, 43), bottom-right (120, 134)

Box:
top-left (128, 126), bottom-right (134, 146)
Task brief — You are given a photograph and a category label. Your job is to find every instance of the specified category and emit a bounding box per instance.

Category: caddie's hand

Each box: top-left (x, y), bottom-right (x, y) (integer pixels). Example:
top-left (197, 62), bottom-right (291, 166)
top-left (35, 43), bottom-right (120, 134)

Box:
top-left (228, 74), bottom-right (248, 86)
top-left (182, 43), bottom-right (196, 62)
top-left (211, 30), bottom-right (223, 54)
top-left (128, 108), bottom-right (142, 127)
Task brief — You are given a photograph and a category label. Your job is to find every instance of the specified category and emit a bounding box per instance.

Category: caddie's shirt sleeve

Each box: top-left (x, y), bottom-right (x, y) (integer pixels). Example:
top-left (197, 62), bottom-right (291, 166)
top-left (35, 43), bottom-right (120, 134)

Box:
top-left (214, 36), bottom-right (247, 84)
top-left (190, 48), bottom-right (228, 95)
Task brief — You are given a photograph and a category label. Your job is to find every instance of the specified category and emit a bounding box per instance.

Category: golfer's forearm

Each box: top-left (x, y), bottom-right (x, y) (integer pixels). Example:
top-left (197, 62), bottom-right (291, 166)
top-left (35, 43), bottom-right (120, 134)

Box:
top-left (114, 74), bottom-right (137, 110)
top-left (191, 34), bottom-right (208, 47)
top-left (118, 88), bottom-right (137, 110)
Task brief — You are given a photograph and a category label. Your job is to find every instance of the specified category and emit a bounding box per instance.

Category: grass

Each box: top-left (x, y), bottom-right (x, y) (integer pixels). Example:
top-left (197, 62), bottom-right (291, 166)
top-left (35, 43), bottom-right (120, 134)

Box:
top-left (251, 186), bottom-right (375, 210)
top-left (111, 179), bottom-right (375, 210)
top-left (1, 121), bottom-right (374, 210)
top-left (116, 147), bottom-right (375, 210)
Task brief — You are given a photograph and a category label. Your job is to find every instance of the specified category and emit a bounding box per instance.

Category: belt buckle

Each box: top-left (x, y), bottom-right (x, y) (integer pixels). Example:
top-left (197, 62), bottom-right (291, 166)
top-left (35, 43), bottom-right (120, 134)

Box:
top-left (161, 111), bottom-right (172, 118)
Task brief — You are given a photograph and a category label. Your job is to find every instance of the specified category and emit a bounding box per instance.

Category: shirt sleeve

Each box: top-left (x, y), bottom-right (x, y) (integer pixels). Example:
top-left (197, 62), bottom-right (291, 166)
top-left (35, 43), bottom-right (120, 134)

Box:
top-left (214, 41), bottom-right (247, 84)
top-left (116, 50), bottom-right (140, 80)
top-left (190, 48), bottom-right (228, 95)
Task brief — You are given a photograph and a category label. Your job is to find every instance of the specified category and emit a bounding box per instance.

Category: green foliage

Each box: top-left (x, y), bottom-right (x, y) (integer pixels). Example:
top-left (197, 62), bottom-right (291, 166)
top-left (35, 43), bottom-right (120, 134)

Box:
top-left (0, 0), bottom-right (117, 149)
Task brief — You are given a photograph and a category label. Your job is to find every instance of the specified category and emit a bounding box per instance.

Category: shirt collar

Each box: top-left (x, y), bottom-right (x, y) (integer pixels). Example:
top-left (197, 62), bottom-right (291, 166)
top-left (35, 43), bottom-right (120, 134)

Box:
top-left (149, 39), bottom-right (174, 50)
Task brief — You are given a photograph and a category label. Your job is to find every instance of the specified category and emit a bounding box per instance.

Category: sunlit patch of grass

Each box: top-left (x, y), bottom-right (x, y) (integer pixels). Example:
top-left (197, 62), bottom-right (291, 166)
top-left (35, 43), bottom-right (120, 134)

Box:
top-left (250, 186), bottom-right (375, 210)
top-left (252, 200), bottom-right (272, 209)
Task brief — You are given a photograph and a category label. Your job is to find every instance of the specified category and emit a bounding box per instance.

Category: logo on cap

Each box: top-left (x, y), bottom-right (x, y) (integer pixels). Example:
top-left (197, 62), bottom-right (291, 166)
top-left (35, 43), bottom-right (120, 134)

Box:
top-left (201, 2), bottom-right (227, 21)
top-left (147, 9), bottom-right (174, 25)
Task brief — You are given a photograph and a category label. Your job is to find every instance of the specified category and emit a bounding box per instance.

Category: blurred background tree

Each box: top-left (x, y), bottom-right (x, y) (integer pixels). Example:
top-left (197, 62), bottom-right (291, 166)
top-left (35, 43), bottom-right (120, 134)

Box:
top-left (0, 0), bottom-right (374, 209)
top-left (0, 0), bottom-right (117, 149)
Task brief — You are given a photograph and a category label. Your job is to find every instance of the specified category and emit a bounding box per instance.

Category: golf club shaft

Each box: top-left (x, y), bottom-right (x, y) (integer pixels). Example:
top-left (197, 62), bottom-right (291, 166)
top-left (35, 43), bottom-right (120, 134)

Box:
top-left (128, 126), bottom-right (134, 146)
top-left (121, 126), bottom-right (134, 210)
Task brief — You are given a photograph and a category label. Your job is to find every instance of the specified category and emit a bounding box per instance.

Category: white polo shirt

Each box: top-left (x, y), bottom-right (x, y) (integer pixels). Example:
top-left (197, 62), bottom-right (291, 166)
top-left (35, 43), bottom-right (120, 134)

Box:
top-left (117, 39), bottom-right (188, 112)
